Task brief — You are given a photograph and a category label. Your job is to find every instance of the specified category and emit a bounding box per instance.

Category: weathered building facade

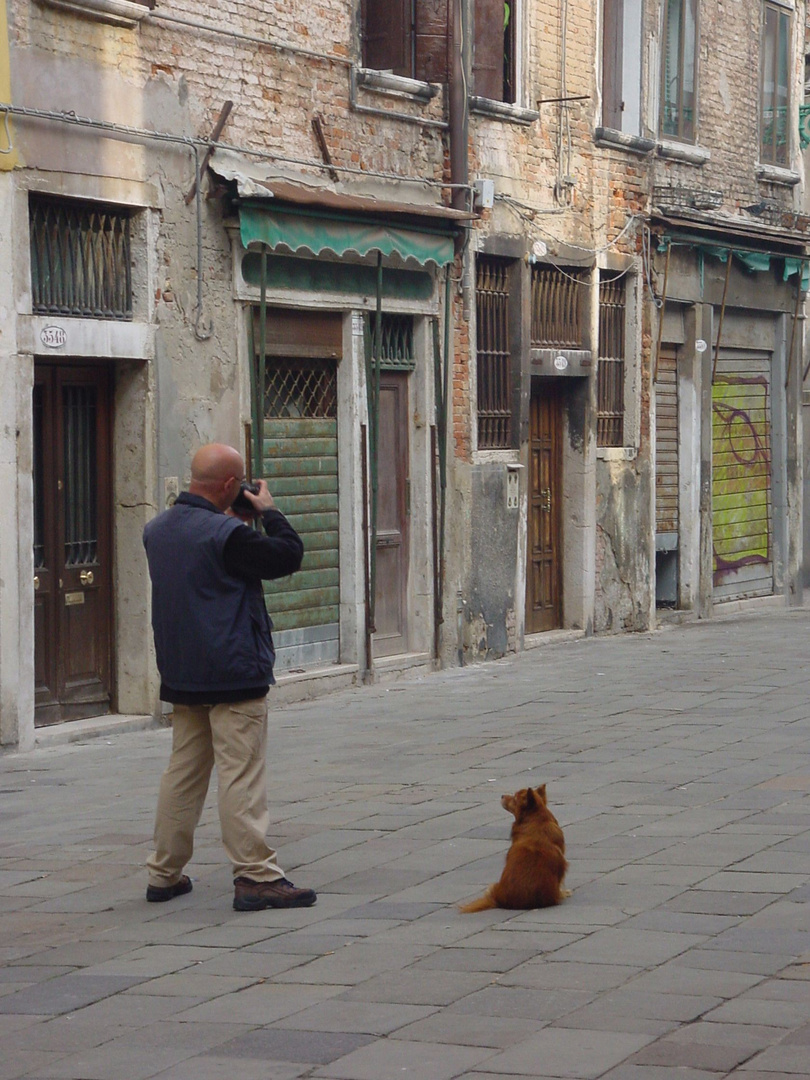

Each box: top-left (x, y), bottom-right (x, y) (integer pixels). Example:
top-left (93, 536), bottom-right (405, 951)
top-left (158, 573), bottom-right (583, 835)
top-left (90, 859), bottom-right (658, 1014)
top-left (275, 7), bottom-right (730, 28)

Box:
top-left (0, 0), bottom-right (807, 750)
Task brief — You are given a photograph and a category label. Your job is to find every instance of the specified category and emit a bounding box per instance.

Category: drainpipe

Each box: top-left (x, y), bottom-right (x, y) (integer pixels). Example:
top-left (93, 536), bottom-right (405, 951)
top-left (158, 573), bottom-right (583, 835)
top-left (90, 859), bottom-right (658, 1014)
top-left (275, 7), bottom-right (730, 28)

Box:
top-left (448, 0), bottom-right (468, 216)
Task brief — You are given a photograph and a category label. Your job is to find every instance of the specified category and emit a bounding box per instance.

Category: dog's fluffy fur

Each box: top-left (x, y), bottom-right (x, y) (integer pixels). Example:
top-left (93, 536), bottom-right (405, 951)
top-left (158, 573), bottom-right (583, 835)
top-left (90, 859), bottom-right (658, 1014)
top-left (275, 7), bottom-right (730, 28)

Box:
top-left (459, 784), bottom-right (570, 912)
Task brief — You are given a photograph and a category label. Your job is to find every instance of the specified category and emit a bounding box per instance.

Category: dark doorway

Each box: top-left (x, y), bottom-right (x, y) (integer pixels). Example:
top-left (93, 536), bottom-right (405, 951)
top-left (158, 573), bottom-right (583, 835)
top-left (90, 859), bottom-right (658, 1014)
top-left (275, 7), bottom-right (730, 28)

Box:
top-left (34, 363), bottom-right (113, 725)
top-left (526, 384), bottom-right (563, 633)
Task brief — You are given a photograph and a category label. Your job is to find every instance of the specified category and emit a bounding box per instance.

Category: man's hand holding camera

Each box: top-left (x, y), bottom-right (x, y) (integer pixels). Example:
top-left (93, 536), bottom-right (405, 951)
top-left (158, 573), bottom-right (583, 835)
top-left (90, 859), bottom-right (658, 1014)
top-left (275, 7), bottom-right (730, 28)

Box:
top-left (230, 479), bottom-right (276, 520)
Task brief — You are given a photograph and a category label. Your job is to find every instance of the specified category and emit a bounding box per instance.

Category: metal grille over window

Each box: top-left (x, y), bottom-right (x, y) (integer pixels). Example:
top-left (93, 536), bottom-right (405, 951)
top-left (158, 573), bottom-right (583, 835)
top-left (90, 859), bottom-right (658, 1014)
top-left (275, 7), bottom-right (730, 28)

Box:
top-left (29, 198), bottom-right (132, 320)
top-left (263, 359), bottom-right (337, 420)
top-left (378, 314), bottom-right (415, 371)
top-left (63, 385), bottom-right (98, 567)
top-left (476, 256), bottom-right (512, 450)
top-left (597, 275), bottom-right (626, 447)
top-left (531, 266), bottom-right (586, 348)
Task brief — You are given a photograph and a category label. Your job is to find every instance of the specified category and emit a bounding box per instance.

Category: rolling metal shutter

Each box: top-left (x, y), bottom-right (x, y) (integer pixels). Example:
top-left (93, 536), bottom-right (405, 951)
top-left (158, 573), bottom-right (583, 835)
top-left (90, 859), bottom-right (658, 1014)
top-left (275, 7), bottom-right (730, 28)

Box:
top-left (655, 346), bottom-right (679, 539)
top-left (712, 351), bottom-right (773, 602)
top-left (255, 310), bottom-right (341, 671)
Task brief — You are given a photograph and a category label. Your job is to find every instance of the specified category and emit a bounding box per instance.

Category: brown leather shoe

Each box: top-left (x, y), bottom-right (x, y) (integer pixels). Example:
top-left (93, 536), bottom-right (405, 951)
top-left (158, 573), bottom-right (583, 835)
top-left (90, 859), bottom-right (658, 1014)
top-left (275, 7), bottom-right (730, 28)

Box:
top-left (233, 876), bottom-right (317, 911)
top-left (146, 875), bottom-right (193, 903)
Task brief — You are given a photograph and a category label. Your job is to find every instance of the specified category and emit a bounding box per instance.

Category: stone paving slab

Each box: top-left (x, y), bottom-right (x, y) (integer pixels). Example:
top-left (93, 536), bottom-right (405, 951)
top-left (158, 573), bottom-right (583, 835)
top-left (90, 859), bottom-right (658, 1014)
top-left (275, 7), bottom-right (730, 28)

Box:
top-left (5, 609), bottom-right (810, 1079)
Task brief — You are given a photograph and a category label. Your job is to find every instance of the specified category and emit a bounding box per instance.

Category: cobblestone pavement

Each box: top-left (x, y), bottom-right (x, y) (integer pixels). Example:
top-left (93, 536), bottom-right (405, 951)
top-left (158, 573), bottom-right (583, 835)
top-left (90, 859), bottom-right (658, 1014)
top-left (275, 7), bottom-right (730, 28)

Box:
top-left (2, 609), bottom-right (810, 1080)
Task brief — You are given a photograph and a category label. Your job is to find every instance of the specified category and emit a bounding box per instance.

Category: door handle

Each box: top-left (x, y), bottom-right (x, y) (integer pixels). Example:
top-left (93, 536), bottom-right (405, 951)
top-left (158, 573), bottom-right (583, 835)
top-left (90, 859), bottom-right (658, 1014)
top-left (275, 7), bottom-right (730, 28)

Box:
top-left (34, 575), bottom-right (40, 591)
top-left (80, 570), bottom-right (94, 586)
top-left (540, 488), bottom-right (551, 512)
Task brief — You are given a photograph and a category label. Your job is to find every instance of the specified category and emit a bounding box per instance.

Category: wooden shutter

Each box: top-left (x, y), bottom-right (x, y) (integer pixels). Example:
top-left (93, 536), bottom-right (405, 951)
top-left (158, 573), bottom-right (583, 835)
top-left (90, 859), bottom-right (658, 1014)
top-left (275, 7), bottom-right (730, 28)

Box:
top-left (254, 310), bottom-right (342, 670)
top-left (473, 0), bottom-right (504, 101)
top-left (416, 0), bottom-right (449, 82)
top-left (602, 0), bottom-right (624, 130)
top-left (712, 352), bottom-right (773, 602)
top-left (363, 0), bottom-right (411, 75)
top-left (655, 347), bottom-right (679, 536)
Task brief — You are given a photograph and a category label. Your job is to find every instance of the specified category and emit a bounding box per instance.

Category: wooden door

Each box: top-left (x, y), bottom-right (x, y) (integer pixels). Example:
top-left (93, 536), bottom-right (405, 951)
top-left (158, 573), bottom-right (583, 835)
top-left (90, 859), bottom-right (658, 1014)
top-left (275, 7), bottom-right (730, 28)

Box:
top-left (526, 385), bottom-right (563, 633)
top-left (374, 372), bottom-right (410, 657)
top-left (34, 363), bottom-right (113, 726)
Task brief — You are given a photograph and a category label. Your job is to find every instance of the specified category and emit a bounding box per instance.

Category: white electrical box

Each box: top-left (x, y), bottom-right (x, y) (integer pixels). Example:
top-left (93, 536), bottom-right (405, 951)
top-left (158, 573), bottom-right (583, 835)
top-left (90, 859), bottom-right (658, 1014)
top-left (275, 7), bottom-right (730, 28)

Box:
top-left (506, 470), bottom-right (520, 510)
top-left (473, 178), bottom-right (495, 210)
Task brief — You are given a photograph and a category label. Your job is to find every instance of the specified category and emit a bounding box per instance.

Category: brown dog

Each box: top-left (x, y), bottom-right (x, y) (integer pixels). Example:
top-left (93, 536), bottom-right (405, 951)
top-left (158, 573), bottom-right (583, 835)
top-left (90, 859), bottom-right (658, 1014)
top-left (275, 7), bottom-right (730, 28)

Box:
top-left (459, 784), bottom-right (570, 912)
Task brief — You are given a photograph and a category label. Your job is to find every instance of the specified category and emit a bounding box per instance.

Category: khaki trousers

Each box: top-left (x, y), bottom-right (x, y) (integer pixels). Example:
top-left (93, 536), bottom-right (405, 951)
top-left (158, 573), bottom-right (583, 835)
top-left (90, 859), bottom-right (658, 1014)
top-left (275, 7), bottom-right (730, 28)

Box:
top-left (146, 698), bottom-right (284, 888)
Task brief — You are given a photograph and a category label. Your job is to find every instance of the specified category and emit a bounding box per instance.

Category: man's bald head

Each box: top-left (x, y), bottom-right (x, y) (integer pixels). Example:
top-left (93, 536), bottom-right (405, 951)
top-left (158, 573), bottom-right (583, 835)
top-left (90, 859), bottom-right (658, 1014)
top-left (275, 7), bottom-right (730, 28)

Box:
top-left (189, 443), bottom-right (245, 510)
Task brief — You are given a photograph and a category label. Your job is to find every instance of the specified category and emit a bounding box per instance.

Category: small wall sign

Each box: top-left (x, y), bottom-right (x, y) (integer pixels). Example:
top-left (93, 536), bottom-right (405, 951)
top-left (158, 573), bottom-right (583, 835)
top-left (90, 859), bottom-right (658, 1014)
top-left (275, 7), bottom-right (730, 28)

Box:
top-left (40, 326), bottom-right (67, 349)
top-left (554, 354), bottom-right (569, 371)
top-left (695, 338), bottom-right (708, 353)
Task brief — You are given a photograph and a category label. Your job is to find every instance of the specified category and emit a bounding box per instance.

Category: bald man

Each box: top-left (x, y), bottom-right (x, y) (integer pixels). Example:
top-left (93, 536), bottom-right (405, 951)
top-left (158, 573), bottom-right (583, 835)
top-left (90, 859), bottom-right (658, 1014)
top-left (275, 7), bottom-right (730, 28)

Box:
top-left (142, 443), bottom-right (316, 911)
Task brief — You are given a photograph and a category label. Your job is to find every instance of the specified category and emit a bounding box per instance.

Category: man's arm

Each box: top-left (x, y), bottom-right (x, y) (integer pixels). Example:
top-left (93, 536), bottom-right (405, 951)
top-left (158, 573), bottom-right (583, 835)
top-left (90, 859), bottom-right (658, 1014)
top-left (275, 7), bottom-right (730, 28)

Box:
top-left (223, 509), bottom-right (304, 580)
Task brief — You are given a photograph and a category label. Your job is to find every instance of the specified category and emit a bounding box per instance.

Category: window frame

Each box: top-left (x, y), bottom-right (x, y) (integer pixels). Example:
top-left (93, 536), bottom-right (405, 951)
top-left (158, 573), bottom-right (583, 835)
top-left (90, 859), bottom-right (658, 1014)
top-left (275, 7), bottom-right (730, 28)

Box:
top-left (659, 0), bottom-right (698, 144)
top-left (601, 0), bottom-right (643, 136)
top-left (473, 0), bottom-right (521, 106)
top-left (359, 0), bottom-right (449, 84)
top-left (759, 1), bottom-right (792, 167)
top-left (475, 254), bottom-right (515, 452)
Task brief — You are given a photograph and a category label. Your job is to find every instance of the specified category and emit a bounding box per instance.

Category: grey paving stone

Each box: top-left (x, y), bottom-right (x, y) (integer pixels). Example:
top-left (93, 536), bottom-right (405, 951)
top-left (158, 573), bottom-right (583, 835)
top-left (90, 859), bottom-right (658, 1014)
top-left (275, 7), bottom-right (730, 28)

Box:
top-left (391, 1011), bottom-right (545, 1048)
top-left (149, 1056), bottom-right (306, 1080)
top-left (342, 969), bottom-right (493, 1007)
top-left (310, 1039), bottom-right (493, 1080)
top-left (628, 1036), bottom-right (763, 1071)
top-left (211, 1028), bottom-right (375, 1065)
top-left (550, 928), bottom-right (707, 967)
top-left (448, 985), bottom-right (593, 1022)
top-left (0, 974), bottom-right (147, 1016)
top-left (482, 1027), bottom-right (654, 1077)
top-left (271, 1000), bottom-right (436, 1035)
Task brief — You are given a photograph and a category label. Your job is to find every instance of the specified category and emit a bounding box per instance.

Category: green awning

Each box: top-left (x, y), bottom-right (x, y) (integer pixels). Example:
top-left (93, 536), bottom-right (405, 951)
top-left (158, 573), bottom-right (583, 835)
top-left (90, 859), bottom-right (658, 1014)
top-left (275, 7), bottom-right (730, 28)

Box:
top-left (240, 204), bottom-right (455, 267)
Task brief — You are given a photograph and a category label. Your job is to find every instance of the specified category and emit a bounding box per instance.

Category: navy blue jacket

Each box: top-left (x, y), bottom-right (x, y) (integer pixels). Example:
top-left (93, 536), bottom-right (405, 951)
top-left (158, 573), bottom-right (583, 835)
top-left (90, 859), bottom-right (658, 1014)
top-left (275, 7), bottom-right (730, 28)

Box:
top-left (143, 492), bottom-right (303, 702)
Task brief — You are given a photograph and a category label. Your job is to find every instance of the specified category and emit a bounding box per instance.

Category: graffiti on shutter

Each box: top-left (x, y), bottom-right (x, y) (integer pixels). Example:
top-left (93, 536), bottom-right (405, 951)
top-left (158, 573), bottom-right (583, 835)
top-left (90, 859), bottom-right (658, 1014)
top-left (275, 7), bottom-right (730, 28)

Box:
top-left (712, 353), bottom-right (773, 601)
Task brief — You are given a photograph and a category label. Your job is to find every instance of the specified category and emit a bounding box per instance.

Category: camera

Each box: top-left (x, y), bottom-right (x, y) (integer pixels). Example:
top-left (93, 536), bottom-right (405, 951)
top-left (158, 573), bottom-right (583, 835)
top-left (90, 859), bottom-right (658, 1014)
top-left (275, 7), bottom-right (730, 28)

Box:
top-left (232, 480), bottom-right (260, 515)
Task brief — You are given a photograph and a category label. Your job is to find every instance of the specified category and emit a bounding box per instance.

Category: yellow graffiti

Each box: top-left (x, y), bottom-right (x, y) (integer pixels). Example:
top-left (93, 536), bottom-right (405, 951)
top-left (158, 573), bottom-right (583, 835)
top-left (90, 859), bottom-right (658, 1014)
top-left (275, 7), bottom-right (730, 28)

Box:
top-left (712, 377), bottom-right (771, 579)
top-left (0, 0), bottom-right (18, 169)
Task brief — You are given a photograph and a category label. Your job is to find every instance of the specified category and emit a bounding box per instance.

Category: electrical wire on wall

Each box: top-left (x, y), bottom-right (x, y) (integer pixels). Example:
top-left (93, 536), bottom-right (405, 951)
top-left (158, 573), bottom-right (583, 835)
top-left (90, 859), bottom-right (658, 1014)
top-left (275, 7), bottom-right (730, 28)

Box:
top-left (642, 225), bottom-right (665, 308)
top-left (554, 0), bottom-right (574, 207)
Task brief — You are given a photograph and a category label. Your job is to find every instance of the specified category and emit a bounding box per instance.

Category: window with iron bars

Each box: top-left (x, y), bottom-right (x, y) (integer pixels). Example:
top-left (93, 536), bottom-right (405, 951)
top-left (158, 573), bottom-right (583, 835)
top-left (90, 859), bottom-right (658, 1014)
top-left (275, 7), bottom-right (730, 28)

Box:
top-left (597, 273), bottom-right (626, 447)
top-left (378, 313), bottom-right (416, 371)
top-left (29, 197), bottom-right (132, 320)
top-left (262, 358), bottom-right (337, 420)
top-left (476, 255), bottom-right (512, 450)
top-left (531, 265), bottom-right (587, 348)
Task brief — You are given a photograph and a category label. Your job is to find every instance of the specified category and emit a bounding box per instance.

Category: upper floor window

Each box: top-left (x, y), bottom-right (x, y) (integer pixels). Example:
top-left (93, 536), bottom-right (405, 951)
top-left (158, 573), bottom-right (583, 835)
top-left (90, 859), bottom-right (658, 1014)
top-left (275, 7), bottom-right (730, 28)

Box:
top-left (360, 0), bottom-right (448, 83)
top-left (597, 274), bottom-right (626, 448)
top-left (29, 197), bottom-right (132, 320)
top-left (660, 0), bottom-right (697, 141)
top-left (476, 256), bottom-right (513, 449)
top-left (473, 0), bottom-right (517, 103)
top-left (760, 2), bottom-right (791, 166)
top-left (602, 0), bottom-right (643, 134)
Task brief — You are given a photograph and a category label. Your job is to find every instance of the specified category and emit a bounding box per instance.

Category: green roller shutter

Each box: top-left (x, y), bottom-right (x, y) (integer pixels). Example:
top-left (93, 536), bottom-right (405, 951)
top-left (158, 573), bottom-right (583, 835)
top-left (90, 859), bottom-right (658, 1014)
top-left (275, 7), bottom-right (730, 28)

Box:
top-left (259, 350), bottom-right (340, 670)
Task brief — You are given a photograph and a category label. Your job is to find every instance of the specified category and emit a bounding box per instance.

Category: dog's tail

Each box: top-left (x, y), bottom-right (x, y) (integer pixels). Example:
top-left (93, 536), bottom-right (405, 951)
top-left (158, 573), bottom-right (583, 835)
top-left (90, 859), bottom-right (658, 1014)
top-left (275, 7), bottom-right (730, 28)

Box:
top-left (458, 886), bottom-right (497, 913)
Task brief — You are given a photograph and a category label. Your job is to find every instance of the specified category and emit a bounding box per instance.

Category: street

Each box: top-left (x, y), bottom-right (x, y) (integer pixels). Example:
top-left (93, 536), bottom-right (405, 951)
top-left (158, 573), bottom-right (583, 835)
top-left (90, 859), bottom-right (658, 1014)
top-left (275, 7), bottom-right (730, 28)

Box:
top-left (2, 609), bottom-right (810, 1079)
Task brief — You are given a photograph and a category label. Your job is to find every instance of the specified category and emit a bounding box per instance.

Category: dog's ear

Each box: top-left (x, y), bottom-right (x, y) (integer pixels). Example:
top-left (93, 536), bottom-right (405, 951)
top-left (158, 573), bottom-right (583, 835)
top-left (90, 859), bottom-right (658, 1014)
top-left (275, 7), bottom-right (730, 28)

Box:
top-left (535, 784), bottom-right (547, 803)
top-left (523, 787), bottom-right (538, 809)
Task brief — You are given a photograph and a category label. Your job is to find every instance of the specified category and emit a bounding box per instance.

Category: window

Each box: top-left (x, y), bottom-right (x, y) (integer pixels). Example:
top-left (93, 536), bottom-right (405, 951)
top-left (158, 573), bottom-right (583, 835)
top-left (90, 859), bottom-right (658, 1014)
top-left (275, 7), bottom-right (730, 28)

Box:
top-left (360, 0), bottom-right (448, 83)
top-left (473, 0), bottom-right (517, 103)
top-left (597, 274), bottom-right (626, 447)
top-left (660, 0), bottom-right (697, 141)
top-left (602, 0), bottom-right (643, 134)
top-left (29, 197), bottom-right (132, 320)
top-left (476, 256), bottom-right (512, 449)
top-left (531, 265), bottom-right (587, 348)
top-left (760, 2), bottom-right (791, 166)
